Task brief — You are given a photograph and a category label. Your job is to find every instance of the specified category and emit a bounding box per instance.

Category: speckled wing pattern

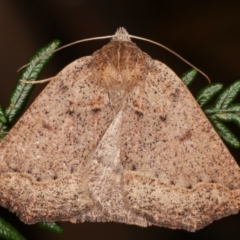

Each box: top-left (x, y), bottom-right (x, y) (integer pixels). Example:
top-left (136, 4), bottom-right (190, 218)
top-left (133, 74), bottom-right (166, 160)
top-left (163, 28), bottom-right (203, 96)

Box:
top-left (0, 27), bottom-right (240, 231)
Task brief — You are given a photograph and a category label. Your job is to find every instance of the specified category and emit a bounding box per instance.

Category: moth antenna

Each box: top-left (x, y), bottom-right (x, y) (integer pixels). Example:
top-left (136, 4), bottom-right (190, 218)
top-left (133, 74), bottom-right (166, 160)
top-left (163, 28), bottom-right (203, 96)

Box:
top-left (20, 77), bottom-right (53, 84)
top-left (17, 35), bottom-right (113, 72)
top-left (18, 28), bottom-right (210, 83)
top-left (129, 34), bottom-right (211, 83)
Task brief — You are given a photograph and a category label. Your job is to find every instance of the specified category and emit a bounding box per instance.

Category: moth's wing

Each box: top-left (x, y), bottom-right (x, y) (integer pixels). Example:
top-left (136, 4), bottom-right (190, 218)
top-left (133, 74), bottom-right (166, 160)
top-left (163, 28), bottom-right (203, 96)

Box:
top-left (0, 57), bottom-right (114, 223)
top-left (88, 109), bottom-right (148, 227)
top-left (121, 60), bottom-right (240, 231)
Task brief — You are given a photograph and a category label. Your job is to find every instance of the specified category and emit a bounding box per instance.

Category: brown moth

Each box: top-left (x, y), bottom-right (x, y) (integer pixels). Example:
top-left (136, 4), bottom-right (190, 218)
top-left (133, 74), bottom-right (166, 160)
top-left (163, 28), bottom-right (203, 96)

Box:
top-left (0, 27), bottom-right (240, 232)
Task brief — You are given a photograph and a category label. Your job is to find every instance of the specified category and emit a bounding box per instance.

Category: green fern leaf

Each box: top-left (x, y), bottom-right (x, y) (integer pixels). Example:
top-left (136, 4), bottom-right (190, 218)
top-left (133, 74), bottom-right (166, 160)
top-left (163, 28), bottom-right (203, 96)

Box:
top-left (196, 83), bottom-right (223, 107)
top-left (181, 68), bottom-right (197, 86)
top-left (37, 222), bottom-right (63, 234)
top-left (202, 80), bottom-right (240, 148)
top-left (214, 80), bottom-right (240, 109)
top-left (0, 217), bottom-right (26, 240)
top-left (0, 105), bottom-right (7, 124)
top-left (5, 40), bottom-right (61, 125)
top-left (210, 117), bottom-right (240, 148)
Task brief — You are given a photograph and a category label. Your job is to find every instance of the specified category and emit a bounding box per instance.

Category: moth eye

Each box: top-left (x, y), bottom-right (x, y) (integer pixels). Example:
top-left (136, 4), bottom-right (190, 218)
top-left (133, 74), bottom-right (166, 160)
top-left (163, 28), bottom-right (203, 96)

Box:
top-left (92, 108), bottom-right (101, 113)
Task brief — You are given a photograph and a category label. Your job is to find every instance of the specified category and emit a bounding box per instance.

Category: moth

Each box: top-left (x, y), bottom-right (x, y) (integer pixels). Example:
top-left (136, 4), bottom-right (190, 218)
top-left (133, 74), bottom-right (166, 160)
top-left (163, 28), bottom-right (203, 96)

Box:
top-left (0, 27), bottom-right (240, 232)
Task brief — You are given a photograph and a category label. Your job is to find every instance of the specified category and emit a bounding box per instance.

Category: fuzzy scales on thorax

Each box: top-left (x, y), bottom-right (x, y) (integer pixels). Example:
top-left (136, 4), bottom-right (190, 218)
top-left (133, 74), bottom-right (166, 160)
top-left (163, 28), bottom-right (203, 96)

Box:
top-left (91, 30), bottom-right (151, 114)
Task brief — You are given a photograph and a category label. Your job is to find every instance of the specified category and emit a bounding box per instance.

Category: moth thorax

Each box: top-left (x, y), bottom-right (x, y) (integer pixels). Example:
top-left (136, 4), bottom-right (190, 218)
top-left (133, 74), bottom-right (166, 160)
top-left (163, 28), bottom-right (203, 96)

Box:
top-left (92, 41), bottom-right (149, 92)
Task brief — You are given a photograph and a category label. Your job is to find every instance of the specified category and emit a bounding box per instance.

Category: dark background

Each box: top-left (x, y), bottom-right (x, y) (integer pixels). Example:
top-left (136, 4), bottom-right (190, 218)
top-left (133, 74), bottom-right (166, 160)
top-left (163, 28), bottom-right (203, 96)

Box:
top-left (0, 0), bottom-right (240, 239)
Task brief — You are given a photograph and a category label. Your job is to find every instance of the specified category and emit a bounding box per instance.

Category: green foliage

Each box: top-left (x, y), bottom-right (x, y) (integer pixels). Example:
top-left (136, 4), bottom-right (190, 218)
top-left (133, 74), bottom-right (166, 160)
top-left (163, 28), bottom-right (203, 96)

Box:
top-left (0, 217), bottom-right (26, 240)
top-left (181, 68), bottom-right (198, 86)
top-left (182, 69), bottom-right (240, 148)
top-left (196, 83), bottom-right (223, 107)
top-left (0, 105), bottom-right (7, 124)
top-left (4, 40), bottom-right (61, 126)
top-left (203, 80), bottom-right (240, 148)
top-left (37, 222), bottom-right (63, 234)
top-left (209, 117), bottom-right (240, 148)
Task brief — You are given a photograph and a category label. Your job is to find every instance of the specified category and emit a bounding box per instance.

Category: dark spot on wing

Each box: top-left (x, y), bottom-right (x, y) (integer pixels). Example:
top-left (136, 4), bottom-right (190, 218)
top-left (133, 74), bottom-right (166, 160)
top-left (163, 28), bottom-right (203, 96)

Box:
top-left (160, 115), bottom-right (167, 121)
top-left (131, 165), bottom-right (137, 171)
top-left (92, 108), bottom-right (101, 113)
top-left (135, 110), bottom-right (143, 117)
top-left (67, 110), bottom-right (75, 115)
